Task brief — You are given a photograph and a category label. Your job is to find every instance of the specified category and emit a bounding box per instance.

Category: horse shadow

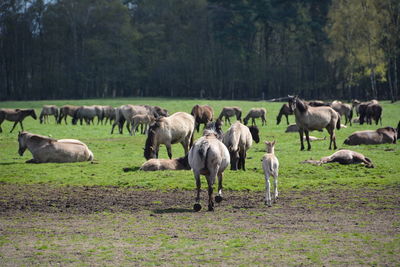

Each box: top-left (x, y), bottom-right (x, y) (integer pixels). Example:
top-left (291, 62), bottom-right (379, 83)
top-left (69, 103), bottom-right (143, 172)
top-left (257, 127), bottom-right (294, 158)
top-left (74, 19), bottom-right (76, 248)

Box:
top-left (122, 166), bottom-right (140, 172)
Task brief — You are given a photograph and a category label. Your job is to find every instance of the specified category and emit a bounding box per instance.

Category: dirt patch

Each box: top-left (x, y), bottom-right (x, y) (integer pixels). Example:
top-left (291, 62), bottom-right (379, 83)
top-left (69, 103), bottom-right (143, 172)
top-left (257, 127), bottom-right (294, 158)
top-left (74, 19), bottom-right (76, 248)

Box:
top-left (0, 183), bottom-right (399, 215)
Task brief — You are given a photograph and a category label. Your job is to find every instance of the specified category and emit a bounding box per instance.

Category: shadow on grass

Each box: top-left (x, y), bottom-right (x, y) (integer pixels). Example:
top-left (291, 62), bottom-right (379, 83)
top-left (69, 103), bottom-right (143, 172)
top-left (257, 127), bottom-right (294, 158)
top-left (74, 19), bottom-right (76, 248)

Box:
top-left (123, 166), bottom-right (140, 172)
top-left (0, 162), bottom-right (22, 166)
top-left (153, 208), bottom-right (194, 214)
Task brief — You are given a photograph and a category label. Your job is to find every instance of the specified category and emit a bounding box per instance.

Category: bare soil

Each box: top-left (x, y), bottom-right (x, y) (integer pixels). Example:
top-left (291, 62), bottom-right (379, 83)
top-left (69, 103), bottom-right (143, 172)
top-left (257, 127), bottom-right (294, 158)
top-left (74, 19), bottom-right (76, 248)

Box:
top-left (0, 183), bottom-right (399, 265)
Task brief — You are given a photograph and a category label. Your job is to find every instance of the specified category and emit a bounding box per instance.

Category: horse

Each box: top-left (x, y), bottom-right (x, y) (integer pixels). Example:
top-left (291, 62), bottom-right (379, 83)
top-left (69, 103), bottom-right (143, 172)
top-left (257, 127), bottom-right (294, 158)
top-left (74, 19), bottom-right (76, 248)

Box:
top-left (130, 114), bottom-right (155, 136)
top-left (0, 109), bottom-right (37, 133)
top-left (365, 103), bottom-right (382, 125)
top-left (17, 131), bottom-right (93, 163)
top-left (331, 101), bottom-right (353, 126)
top-left (352, 100), bottom-right (361, 117)
top-left (39, 105), bottom-right (58, 124)
top-left (111, 105), bottom-right (149, 134)
top-left (144, 112), bottom-right (195, 160)
top-left (72, 106), bottom-right (97, 125)
top-left (223, 121), bottom-right (259, 170)
top-left (189, 127), bottom-right (230, 212)
top-left (58, 105), bottom-right (80, 124)
top-left (288, 96), bottom-right (340, 150)
top-left (203, 119), bottom-right (224, 141)
top-left (344, 127), bottom-right (397, 145)
top-left (102, 106), bottom-right (115, 125)
top-left (276, 103), bottom-right (293, 125)
top-left (139, 155), bottom-right (190, 171)
top-left (218, 107), bottom-right (242, 125)
top-left (262, 141), bottom-right (279, 207)
top-left (307, 100), bottom-right (331, 107)
top-left (358, 100), bottom-right (380, 125)
top-left (243, 108), bottom-right (267, 126)
top-left (301, 149), bottom-right (374, 168)
top-left (191, 104), bottom-right (214, 132)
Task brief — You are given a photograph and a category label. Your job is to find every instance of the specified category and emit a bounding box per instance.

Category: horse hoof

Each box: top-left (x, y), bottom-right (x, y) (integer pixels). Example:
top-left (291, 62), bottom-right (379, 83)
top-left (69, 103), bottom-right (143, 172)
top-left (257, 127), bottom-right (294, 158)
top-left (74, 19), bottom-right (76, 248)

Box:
top-left (193, 203), bottom-right (202, 212)
top-left (208, 204), bottom-right (214, 211)
top-left (215, 195), bottom-right (223, 203)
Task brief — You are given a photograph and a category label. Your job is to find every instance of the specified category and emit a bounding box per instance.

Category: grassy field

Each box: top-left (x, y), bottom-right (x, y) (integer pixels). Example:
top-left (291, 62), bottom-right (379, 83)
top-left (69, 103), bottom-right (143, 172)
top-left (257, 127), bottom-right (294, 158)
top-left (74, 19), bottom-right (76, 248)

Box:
top-left (0, 98), bottom-right (399, 265)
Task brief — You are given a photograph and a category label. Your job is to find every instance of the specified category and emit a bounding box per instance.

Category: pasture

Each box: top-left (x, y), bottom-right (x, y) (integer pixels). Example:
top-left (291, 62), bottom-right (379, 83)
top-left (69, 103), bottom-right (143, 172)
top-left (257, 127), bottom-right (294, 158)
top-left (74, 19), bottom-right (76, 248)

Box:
top-left (0, 98), bottom-right (399, 265)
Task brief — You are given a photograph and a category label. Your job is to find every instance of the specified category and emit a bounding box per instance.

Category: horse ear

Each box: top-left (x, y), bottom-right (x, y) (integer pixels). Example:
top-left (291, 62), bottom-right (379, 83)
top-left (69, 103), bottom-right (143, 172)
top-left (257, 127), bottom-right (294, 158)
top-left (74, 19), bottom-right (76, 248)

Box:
top-left (272, 140), bottom-right (276, 145)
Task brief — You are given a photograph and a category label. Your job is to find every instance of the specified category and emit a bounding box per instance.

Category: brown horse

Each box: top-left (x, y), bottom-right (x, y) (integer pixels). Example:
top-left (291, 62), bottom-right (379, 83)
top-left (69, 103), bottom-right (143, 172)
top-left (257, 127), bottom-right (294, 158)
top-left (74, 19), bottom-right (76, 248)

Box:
top-left (331, 101), bottom-right (353, 126)
top-left (218, 107), bottom-right (242, 125)
top-left (276, 103), bottom-right (293, 125)
top-left (344, 127), bottom-right (397, 145)
top-left (191, 104), bottom-right (214, 132)
top-left (243, 108), bottom-right (267, 126)
top-left (144, 112), bottom-right (195, 160)
top-left (0, 109), bottom-right (37, 133)
top-left (39, 105), bottom-right (59, 124)
top-left (58, 105), bottom-right (80, 124)
top-left (365, 103), bottom-right (382, 125)
top-left (288, 96), bottom-right (340, 150)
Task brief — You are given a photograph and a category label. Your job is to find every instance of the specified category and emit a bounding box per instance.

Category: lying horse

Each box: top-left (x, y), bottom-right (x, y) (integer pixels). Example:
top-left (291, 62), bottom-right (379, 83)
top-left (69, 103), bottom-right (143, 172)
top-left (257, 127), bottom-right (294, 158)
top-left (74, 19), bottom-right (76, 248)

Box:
top-left (144, 112), bottom-right (195, 159)
top-left (139, 155), bottom-right (190, 171)
top-left (189, 126), bottom-right (230, 211)
top-left (39, 105), bottom-right (58, 124)
top-left (243, 108), bottom-right (267, 126)
top-left (218, 106), bottom-right (242, 125)
top-left (0, 109), bottom-right (37, 133)
top-left (18, 131), bottom-right (93, 163)
top-left (344, 127), bottom-right (397, 145)
top-left (191, 104), bottom-right (214, 132)
top-left (276, 103), bottom-right (293, 125)
top-left (301, 149), bottom-right (374, 168)
top-left (223, 121), bottom-right (259, 170)
top-left (288, 96), bottom-right (340, 150)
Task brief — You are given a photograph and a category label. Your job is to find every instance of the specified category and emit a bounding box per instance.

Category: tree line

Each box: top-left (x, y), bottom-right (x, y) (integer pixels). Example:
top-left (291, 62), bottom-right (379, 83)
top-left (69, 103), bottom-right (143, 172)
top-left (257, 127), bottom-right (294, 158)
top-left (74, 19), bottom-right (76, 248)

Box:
top-left (1, 0), bottom-right (399, 101)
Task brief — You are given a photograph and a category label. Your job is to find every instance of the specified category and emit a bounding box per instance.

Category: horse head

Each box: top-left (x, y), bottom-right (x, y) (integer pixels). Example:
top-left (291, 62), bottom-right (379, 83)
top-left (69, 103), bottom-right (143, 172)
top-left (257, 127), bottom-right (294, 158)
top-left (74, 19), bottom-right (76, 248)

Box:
top-left (203, 120), bottom-right (224, 141)
top-left (144, 122), bottom-right (160, 160)
top-left (17, 131), bottom-right (28, 156)
top-left (287, 95), bottom-right (297, 113)
top-left (29, 109), bottom-right (37, 120)
top-left (248, 126), bottom-right (260, 143)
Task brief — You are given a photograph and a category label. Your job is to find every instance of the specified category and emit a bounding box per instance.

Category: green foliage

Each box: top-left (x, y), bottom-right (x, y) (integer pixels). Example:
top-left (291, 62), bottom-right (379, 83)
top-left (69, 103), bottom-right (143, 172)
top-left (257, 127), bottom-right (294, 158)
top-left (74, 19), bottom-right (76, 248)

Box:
top-left (0, 98), bottom-right (399, 191)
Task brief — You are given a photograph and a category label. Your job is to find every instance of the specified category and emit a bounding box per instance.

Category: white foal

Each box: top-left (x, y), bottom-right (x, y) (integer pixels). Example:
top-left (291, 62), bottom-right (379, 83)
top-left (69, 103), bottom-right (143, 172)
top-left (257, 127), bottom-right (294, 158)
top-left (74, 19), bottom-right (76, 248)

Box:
top-left (262, 140), bottom-right (279, 207)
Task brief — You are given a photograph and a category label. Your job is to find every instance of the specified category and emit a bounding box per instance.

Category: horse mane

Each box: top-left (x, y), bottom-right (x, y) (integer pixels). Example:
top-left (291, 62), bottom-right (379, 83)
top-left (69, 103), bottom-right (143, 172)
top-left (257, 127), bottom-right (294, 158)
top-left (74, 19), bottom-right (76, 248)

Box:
top-left (295, 98), bottom-right (308, 113)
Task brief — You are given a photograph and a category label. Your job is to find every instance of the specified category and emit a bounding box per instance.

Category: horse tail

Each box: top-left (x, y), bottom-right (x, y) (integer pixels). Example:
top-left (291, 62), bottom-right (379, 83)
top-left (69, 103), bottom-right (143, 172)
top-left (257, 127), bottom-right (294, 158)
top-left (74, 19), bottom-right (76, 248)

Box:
top-left (336, 114), bottom-right (341, 130)
top-left (190, 129), bottom-right (194, 148)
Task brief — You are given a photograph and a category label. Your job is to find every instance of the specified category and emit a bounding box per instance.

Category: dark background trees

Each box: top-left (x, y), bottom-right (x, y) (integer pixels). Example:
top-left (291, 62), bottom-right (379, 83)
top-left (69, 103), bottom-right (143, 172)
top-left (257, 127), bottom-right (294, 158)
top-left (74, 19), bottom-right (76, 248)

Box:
top-left (1, 0), bottom-right (399, 101)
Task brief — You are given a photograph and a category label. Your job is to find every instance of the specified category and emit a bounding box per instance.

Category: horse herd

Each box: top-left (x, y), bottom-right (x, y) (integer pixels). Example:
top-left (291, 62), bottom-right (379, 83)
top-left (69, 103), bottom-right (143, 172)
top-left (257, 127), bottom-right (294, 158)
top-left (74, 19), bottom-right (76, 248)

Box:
top-left (1, 97), bottom-right (398, 211)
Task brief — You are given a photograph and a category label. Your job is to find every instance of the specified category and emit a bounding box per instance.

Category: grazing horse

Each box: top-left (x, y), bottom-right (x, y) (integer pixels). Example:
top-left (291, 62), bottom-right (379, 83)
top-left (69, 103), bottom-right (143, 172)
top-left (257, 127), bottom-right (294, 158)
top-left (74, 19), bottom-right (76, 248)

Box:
top-left (18, 131), bottom-right (93, 163)
top-left (366, 103), bottom-right (382, 125)
top-left (191, 104), bottom-right (214, 132)
top-left (243, 108), bottom-right (267, 126)
top-left (58, 105), bottom-right (80, 124)
top-left (102, 106), bottom-right (115, 125)
top-left (0, 109), bottom-right (37, 133)
top-left (288, 96), bottom-right (340, 150)
top-left (331, 101), bottom-right (353, 126)
top-left (301, 149), bottom-right (374, 168)
top-left (72, 106), bottom-right (97, 125)
top-left (144, 112), bottom-right (195, 160)
top-left (218, 107), bottom-right (242, 125)
top-left (189, 127), bottom-right (230, 211)
top-left (262, 141), bottom-right (279, 207)
top-left (39, 105), bottom-right (58, 124)
top-left (140, 155), bottom-right (190, 171)
top-left (344, 127), bottom-right (397, 145)
top-left (111, 104), bottom-right (149, 134)
top-left (130, 114), bottom-right (155, 136)
top-left (276, 103), bottom-right (293, 125)
top-left (358, 100), bottom-right (380, 125)
top-left (223, 121), bottom-right (259, 170)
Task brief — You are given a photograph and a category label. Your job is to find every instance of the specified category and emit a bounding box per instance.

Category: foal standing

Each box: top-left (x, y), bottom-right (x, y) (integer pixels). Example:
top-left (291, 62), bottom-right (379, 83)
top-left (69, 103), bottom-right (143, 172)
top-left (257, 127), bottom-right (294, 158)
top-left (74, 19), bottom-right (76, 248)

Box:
top-left (262, 141), bottom-right (279, 207)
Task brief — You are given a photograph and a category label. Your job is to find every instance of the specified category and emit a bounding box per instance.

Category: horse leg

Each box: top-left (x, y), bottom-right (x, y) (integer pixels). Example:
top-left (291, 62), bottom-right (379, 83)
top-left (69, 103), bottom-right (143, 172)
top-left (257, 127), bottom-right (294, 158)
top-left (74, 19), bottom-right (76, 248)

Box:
top-left (305, 130), bottom-right (311, 150)
top-left (227, 117), bottom-right (231, 125)
top-left (193, 172), bottom-right (202, 211)
top-left (285, 115), bottom-right (289, 125)
top-left (298, 129), bottom-right (305, 151)
top-left (206, 172), bottom-right (216, 211)
top-left (215, 172), bottom-right (223, 203)
top-left (273, 172), bottom-right (279, 203)
top-left (19, 121), bottom-right (24, 131)
top-left (166, 143), bottom-right (172, 159)
top-left (10, 121), bottom-right (19, 133)
top-left (264, 172), bottom-right (272, 207)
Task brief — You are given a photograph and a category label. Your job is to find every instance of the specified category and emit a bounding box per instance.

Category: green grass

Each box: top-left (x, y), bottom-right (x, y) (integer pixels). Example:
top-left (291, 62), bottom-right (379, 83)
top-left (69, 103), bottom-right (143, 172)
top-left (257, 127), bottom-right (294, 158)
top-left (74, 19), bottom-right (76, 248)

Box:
top-left (0, 98), bottom-right (399, 191)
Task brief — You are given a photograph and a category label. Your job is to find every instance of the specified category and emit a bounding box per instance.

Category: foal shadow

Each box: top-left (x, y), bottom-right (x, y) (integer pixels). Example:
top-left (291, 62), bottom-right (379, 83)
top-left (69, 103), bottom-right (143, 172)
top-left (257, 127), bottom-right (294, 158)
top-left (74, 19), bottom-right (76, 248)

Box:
top-left (153, 208), bottom-right (194, 214)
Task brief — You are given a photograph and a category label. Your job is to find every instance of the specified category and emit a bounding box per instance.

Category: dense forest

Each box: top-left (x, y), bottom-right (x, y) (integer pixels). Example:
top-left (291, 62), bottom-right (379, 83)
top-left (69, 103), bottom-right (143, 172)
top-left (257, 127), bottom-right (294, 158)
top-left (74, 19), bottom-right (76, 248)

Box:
top-left (0, 0), bottom-right (399, 101)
